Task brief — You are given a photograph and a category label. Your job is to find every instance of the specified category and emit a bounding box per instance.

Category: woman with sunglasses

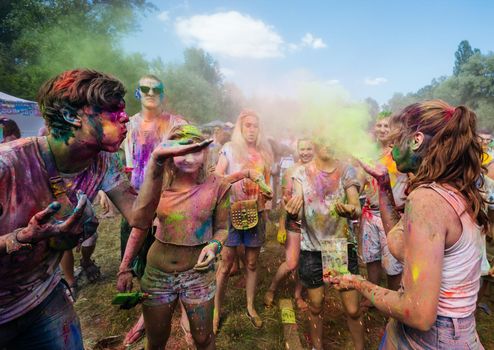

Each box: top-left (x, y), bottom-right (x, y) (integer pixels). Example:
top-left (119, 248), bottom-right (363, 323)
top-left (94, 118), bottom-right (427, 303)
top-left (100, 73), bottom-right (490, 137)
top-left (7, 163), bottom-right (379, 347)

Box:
top-left (332, 100), bottom-right (487, 349)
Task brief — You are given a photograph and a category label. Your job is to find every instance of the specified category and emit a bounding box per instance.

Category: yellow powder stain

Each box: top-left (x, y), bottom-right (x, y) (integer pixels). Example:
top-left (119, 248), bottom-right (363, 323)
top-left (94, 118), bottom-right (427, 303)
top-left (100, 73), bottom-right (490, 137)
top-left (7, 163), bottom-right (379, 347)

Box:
top-left (411, 265), bottom-right (420, 283)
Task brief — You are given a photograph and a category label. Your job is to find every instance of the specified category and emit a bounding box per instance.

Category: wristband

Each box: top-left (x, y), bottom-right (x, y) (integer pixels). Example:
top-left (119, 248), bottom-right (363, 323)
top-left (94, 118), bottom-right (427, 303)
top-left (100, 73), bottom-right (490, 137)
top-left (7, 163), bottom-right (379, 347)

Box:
top-left (209, 239), bottom-right (223, 254)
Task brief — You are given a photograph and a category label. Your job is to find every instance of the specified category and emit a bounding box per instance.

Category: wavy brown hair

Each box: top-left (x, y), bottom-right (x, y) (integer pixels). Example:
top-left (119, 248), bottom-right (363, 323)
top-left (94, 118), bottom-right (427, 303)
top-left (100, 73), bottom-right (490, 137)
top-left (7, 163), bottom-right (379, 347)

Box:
top-left (390, 99), bottom-right (489, 230)
top-left (37, 69), bottom-right (125, 141)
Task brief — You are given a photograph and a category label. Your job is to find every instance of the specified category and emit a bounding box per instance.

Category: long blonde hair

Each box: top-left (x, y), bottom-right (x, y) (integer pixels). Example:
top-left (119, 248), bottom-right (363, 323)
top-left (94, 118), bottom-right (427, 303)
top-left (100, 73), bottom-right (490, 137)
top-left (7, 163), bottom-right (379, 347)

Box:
top-left (230, 109), bottom-right (273, 167)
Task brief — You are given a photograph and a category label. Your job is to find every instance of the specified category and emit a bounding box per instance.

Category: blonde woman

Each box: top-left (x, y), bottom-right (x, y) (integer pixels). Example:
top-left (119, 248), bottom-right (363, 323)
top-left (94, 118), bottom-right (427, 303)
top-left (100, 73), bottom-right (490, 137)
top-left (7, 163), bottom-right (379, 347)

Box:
top-left (214, 110), bottom-right (273, 332)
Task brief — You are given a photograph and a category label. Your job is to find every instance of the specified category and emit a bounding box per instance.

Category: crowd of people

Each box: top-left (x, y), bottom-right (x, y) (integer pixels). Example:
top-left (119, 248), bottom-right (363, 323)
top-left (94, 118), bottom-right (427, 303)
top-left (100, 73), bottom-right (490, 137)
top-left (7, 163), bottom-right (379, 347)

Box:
top-left (1, 68), bottom-right (494, 350)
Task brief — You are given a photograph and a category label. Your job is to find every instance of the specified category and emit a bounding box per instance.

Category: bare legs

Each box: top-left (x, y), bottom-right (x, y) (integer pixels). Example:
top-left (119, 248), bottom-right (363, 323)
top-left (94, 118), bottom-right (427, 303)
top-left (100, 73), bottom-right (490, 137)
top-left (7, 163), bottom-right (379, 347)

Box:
top-left (307, 287), bottom-right (324, 350)
top-left (366, 260), bottom-right (382, 286)
top-left (60, 244), bottom-right (99, 289)
top-left (305, 287), bottom-right (364, 350)
top-left (142, 302), bottom-right (176, 350)
top-left (340, 290), bottom-right (365, 350)
top-left (214, 246), bottom-right (235, 333)
top-left (61, 250), bottom-right (76, 287)
top-left (143, 298), bottom-right (215, 350)
top-left (245, 247), bottom-right (261, 319)
top-left (265, 231), bottom-right (303, 307)
top-left (215, 245), bottom-right (262, 332)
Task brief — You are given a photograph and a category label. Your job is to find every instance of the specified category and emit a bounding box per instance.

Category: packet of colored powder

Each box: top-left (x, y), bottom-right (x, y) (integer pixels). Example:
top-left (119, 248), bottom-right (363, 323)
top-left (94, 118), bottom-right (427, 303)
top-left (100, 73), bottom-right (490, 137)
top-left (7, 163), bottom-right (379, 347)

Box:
top-left (321, 237), bottom-right (349, 284)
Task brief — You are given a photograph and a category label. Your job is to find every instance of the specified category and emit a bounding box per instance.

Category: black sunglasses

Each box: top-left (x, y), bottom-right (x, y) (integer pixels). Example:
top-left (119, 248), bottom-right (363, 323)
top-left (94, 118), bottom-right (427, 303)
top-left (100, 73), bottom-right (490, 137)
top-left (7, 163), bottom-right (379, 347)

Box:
top-left (139, 85), bottom-right (164, 94)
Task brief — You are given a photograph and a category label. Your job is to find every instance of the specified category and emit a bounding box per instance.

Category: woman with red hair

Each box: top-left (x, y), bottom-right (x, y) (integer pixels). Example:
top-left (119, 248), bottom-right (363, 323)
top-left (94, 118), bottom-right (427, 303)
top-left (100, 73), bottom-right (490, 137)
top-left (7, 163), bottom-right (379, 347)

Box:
top-left (332, 100), bottom-right (487, 349)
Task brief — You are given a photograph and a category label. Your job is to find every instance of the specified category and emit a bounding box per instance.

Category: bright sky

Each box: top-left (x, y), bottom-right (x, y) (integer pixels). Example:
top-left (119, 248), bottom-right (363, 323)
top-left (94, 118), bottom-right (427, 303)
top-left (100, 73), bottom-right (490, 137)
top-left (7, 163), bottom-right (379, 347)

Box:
top-left (122, 0), bottom-right (494, 105)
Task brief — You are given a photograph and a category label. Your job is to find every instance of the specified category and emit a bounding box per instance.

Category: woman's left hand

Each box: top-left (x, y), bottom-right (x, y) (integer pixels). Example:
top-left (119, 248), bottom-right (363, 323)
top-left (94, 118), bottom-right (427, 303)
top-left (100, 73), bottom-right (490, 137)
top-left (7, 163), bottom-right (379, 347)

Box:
top-left (194, 243), bottom-right (217, 271)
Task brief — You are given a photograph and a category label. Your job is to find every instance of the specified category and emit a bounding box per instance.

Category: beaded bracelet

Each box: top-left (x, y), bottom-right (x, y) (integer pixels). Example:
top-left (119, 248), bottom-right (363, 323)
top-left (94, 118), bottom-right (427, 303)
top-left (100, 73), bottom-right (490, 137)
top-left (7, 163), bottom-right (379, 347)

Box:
top-left (209, 239), bottom-right (223, 254)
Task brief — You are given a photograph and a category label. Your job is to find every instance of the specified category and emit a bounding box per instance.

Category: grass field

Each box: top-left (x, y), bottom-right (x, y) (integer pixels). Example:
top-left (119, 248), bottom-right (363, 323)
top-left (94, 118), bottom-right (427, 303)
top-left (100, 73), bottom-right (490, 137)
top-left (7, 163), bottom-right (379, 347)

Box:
top-left (75, 210), bottom-right (494, 349)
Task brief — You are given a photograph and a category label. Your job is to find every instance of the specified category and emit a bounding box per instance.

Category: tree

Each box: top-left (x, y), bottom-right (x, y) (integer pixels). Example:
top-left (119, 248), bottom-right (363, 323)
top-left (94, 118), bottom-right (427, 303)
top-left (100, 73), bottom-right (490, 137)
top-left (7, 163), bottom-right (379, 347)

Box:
top-left (0, 0), bottom-right (155, 109)
top-left (152, 48), bottom-right (244, 123)
top-left (383, 93), bottom-right (421, 114)
top-left (160, 65), bottom-right (221, 123)
top-left (453, 40), bottom-right (480, 76)
top-left (364, 97), bottom-right (380, 119)
top-left (183, 48), bottom-right (223, 87)
top-left (385, 41), bottom-right (494, 129)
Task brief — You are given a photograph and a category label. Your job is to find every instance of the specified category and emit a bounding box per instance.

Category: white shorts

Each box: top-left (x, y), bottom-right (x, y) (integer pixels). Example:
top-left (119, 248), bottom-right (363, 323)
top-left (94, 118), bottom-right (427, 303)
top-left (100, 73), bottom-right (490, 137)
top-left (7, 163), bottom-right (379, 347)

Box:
top-left (361, 210), bottom-right (403, 276)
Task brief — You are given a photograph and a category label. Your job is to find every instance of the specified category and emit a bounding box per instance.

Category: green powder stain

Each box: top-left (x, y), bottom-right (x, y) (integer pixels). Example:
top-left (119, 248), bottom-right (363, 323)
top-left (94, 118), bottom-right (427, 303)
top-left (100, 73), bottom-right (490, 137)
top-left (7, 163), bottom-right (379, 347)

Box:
top-left (177, 125), bottom-right (203, 140)
top-left (164, 212), bottom-right (185, 225)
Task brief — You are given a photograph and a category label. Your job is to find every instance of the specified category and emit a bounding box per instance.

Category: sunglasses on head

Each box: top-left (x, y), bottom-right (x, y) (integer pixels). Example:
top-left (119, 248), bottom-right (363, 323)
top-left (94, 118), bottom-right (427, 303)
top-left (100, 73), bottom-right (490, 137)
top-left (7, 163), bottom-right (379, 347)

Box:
top-left (139, 85), bottom-right (164, 95)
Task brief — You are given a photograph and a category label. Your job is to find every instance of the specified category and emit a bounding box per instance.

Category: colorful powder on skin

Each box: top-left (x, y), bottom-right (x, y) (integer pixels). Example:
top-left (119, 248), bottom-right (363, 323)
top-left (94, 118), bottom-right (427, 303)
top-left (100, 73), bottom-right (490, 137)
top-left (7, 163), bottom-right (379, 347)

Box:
top-left (411, 265), bottom-right (420, 283)
top-left (178, 124), bottom-right (203, 139)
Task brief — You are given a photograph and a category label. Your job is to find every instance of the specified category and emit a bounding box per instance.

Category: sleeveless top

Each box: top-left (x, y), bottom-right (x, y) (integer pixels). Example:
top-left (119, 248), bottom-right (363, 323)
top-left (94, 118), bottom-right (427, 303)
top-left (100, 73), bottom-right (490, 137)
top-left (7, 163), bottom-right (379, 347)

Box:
top-left (388, 182), bottom-right (483, 318)
top-left (427, 183), bottom-right (483, 318)
top-left (385, 182), bottom-right (484, 349)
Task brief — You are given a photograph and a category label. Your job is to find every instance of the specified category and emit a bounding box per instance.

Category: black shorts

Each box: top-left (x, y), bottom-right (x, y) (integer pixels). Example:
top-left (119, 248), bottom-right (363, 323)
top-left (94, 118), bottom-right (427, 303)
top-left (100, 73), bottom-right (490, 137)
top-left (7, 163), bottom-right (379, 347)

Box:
top-left (298, 243), bottom-right (359, 289)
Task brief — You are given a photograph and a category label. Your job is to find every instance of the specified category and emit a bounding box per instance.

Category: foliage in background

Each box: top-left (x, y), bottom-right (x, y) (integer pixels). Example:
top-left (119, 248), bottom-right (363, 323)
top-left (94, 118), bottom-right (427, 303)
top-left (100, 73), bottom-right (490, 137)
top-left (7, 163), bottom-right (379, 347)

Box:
top-left (382, 40), bottom-right (494, 130)
top-left (0, 1), bottom-right (243, 122)
top-left (155, 48), bottom-right (244, 123)
top-left (0, 0), bottom-right (156, 114)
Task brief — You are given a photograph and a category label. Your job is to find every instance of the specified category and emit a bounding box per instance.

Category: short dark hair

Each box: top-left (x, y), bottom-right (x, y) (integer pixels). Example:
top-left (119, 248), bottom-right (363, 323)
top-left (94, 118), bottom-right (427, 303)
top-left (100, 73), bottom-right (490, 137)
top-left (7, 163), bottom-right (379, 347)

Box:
top-left (0, 118), bottom-right (21, 139)
top-left (37, 69), bottom-right (126, 140)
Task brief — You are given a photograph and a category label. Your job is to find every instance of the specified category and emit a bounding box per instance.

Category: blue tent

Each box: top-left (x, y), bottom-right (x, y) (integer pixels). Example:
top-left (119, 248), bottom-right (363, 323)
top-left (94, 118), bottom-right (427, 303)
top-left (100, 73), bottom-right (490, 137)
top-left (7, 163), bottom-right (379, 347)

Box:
top-left (0, 92), bottom-right (45, 137)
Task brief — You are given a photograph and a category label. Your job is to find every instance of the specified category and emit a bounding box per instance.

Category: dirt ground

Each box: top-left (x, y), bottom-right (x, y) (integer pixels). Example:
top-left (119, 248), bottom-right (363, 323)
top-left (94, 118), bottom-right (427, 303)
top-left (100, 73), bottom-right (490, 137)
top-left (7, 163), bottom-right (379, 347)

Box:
top-left (75, 211), bottom-right (494, 350)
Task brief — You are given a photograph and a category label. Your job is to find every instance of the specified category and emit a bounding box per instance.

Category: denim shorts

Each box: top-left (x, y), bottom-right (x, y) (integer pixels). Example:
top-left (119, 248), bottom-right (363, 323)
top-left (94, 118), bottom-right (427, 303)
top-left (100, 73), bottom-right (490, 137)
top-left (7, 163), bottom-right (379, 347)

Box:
top-left (141, 264), bottom-right (216, 305)
top-left (299, 243), bottom-right (359, 289)
top-left (225, 213), bottom-right (265, 248)
top-left (0, 282), bottom-right (83, 350)
top-left (381, 314), bottom-right (484, 349)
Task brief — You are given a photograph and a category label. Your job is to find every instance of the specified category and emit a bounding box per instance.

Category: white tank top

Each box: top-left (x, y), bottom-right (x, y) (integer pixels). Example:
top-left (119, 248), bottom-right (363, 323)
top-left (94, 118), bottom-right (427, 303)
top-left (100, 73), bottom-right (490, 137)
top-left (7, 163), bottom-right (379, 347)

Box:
top-left (425, 183), bottom-right (483, 318)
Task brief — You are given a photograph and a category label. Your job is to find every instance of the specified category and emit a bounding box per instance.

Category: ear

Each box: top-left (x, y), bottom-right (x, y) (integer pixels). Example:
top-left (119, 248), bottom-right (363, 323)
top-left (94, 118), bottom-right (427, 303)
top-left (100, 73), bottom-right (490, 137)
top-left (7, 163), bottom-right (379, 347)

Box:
top-left (411, 132), bottom-right (425, 151)
top-left (60, 108), bottom-right (82, 127)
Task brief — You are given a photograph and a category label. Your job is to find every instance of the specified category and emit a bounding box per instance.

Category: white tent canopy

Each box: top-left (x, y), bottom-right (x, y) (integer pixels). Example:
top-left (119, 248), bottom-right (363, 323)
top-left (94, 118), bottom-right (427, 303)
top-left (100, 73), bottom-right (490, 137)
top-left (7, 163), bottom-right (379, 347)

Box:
top-left (0, 91), bottom-right (45, 137)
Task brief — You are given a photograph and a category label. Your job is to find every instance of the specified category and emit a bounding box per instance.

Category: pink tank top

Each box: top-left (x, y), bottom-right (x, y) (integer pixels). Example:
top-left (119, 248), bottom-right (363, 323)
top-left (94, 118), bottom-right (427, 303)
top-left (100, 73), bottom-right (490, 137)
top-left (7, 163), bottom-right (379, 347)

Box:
top-left (425, 183), bottom-right (483, 318)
